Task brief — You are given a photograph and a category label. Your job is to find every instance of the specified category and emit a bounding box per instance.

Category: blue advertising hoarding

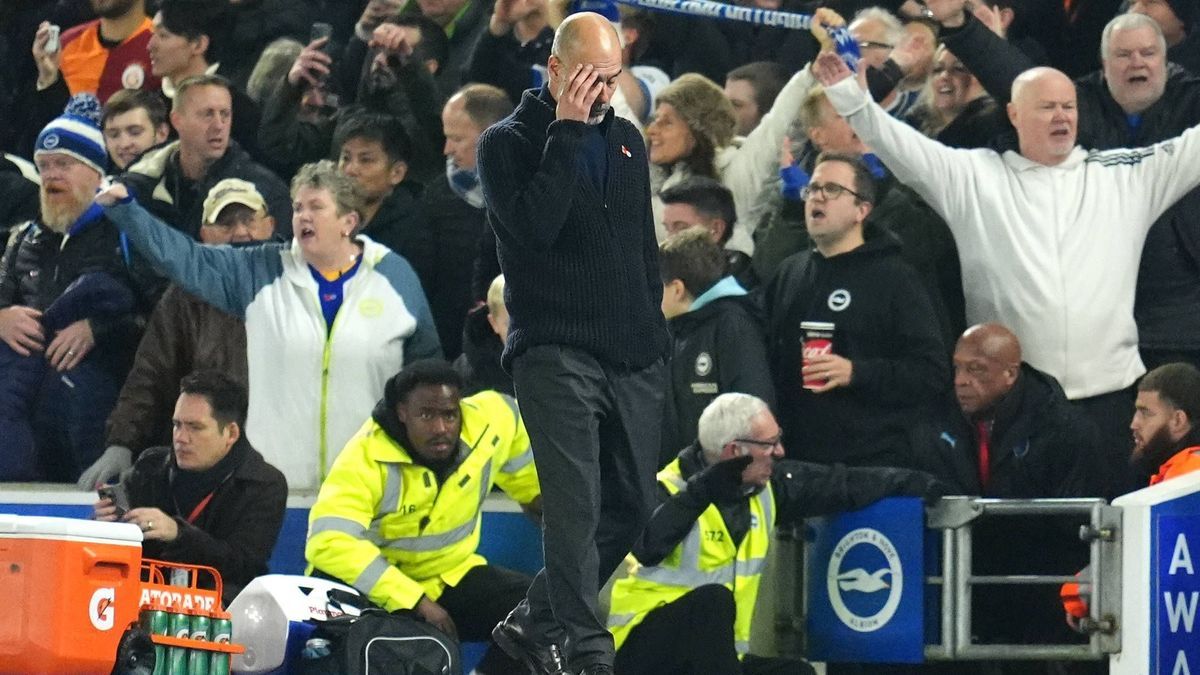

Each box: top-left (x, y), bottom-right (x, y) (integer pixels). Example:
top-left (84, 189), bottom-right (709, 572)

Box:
top-left (806, 497), bottom-right (925, 663)
top-left (1151, 490), bottom-right (1200, 675)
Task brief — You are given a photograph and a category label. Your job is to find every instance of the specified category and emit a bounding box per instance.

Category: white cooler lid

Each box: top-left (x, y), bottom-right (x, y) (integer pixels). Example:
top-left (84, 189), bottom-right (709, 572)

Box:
top-left (0, 513), bottom-right (143, 545)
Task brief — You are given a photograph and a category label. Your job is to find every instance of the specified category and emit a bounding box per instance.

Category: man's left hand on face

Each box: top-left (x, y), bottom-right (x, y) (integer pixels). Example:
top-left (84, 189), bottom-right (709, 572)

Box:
top-left (125, 507), bottom-right (179, 542)
top-left (46, 319), bottom-right (94, 372)
top-left (802, 353), bottom-right (854, 393)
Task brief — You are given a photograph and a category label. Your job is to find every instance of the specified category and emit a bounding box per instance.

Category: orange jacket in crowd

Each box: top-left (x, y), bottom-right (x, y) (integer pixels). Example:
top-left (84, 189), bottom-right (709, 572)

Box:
top-left (1061, 445), bottom-right (1200, 619)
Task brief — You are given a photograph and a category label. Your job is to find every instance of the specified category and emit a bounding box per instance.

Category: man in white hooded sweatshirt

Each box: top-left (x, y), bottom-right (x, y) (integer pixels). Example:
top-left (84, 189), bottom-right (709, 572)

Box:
top-left (813, 48), bottom-right (1200, 500)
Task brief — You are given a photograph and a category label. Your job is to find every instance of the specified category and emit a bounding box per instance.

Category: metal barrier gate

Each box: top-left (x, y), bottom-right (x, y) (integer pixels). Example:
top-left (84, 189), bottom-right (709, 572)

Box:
top-left (923, 497), bottom-right (1122, 661)
top-left (797, 476), bottom-right (1200, 669)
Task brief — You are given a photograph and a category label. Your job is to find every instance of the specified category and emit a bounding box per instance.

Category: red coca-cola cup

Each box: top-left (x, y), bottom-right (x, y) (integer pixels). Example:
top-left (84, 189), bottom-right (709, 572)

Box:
top-left (801, 321), bottom-right (835, 390)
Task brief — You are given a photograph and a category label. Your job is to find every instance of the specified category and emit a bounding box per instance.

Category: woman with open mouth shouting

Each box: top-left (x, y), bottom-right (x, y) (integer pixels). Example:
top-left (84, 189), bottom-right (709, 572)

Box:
top-left (94, 160), bottom-right (443, 491)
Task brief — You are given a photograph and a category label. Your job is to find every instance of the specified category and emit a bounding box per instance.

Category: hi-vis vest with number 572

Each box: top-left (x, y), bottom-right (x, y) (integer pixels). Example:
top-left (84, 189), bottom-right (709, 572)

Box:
top-left (606, 457), bottom-right (775, 654)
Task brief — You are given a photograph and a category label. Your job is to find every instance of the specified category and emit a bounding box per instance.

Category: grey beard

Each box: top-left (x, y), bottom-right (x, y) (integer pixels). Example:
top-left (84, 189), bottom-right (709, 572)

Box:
top-left (587, 104), bottom-right (610, 125)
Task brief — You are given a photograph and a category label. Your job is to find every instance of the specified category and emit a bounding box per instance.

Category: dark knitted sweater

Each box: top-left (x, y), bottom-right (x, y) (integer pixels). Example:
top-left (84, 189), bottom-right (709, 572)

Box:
top-left (477, 86), bottom-right (669, 370)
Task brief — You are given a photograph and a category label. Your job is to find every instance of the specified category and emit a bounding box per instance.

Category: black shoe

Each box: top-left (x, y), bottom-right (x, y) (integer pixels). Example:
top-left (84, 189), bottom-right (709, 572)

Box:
top-left (492, 619), bottom-right (569, 675)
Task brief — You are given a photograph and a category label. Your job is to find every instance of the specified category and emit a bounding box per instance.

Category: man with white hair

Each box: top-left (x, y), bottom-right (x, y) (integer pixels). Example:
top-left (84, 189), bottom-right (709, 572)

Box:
top-left (607, 393), bottom-right (943, 674)
top-left (849, 7), bottom-right (928, 118)
top-left (0, 95), bottom-right (150, 481)
top-left (813, 36), bottom-right (1200, 501)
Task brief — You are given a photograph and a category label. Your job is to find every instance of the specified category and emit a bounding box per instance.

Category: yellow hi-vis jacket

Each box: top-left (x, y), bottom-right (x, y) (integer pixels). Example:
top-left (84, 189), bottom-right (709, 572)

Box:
top-left (607, 458), bottom-right (775, 655)
top-left (305, 391), bottom-right (539, 611)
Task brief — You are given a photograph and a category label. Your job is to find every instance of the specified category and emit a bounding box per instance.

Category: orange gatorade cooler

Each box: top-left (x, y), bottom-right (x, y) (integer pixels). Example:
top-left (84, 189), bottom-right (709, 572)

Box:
top-left (0, 514), bottom-right (143, 674)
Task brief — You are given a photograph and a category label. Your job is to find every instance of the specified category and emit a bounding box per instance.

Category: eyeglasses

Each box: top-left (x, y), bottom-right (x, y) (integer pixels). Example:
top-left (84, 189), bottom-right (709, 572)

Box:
top-left (857, 40), bottom-right (894, 51)
top-left (734, 435), bottom-right (783, 452)
top-left (34, 155), bottom-right (79, 175)
top-left (800, 181), bottom-right (866, 202)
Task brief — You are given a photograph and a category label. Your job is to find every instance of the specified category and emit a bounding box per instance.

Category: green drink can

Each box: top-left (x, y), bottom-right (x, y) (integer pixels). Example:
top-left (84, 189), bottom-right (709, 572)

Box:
top-left (188, 614), bottom-right (211, 675)
top-left (141, 608), bottom-right (170, 635)
top-left (140, 609), bottom-right (170, 675)
top-left (209, 617), bottom-right (232, 675)
top-left (190, 613), bottom-right (210, 641)
top-left (209, 651), bottom-right (230, 675)
top-left (167, 612), bottom-right (190, 675)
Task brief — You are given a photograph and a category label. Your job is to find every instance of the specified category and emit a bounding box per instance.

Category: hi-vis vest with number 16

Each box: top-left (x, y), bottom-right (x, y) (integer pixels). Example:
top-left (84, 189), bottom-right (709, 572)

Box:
top-left (606, 458), bottom-right (775, 654)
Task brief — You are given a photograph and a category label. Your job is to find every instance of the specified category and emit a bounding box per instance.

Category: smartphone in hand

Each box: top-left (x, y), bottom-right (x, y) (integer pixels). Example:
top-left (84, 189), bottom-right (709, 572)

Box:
top-left (98, 484), bottom-right (130, 518)
top-left (44, 25), bottom-right (61, 54)
top-left (311, 22), bottom-right (336, 58)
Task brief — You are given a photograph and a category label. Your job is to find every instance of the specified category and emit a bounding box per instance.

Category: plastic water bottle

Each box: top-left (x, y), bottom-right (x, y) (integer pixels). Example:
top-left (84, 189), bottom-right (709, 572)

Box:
top-left (301, 638), bottom-right (332, 660)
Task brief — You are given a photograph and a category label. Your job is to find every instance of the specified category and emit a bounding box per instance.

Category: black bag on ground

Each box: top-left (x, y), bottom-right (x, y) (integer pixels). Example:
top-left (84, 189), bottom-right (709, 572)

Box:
top-left (298, 589), bottom-right (461, 675)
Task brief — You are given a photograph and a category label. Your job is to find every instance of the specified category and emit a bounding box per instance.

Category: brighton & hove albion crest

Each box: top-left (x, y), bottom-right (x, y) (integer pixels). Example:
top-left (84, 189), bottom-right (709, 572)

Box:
top-left (826, 527), bottom-right (903, 632)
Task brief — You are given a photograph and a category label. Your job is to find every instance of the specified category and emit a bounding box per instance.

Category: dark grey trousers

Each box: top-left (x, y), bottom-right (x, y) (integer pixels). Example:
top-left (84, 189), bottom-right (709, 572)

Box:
top-left (508, 344), bottom-right (665, 671)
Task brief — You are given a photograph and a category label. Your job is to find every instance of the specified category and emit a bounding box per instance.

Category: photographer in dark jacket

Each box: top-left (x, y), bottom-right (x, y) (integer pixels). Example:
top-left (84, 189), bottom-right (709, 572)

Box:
top-left (762, 152), bottom-right (948, 468)
top-left (659, 226), bottom-right (773, 467)
top-left (94, 370), bottom-right (287, 605)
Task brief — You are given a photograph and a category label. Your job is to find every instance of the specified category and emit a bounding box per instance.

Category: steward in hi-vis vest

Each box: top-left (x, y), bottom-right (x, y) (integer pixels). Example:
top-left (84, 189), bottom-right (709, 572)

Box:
top-left (306, 360), bottom-right (540, 673)
top-left (606, 393), bottom-right (945, 675)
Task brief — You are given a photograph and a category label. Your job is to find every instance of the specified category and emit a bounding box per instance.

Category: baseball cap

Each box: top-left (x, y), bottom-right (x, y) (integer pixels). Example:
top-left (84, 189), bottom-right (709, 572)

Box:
top-left (202, 178), bottom-right (267, 226)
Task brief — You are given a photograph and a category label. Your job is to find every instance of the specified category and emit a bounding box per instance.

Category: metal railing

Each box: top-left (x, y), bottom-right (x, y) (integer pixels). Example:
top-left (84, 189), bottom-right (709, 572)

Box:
top-left (923, 497), bottom-right (1123, 661)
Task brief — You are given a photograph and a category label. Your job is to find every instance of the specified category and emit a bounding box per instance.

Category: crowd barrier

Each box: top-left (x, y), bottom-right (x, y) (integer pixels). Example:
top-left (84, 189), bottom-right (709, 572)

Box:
top-left (5, 473), bottom-right (1198, 672)
top-left (800, 472), bottom-right (1200, 672)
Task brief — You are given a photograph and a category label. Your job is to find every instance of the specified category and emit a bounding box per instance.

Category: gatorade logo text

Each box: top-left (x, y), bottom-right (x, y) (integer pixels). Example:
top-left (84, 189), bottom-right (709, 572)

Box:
top-left (139, 587), bottom-right (216, 613)
top-left (89, 587), bottom-right (116, 631)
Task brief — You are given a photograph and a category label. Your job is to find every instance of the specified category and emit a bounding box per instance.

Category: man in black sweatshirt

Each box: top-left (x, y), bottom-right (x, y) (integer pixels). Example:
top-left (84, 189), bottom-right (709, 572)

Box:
top-left (762, 152), bottom-right (949, 469)
top-left (476, 12), bottom-right (669, 675)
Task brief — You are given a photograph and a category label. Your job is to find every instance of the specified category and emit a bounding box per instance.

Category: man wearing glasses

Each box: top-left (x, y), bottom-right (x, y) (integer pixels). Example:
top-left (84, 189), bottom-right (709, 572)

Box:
top-left (606, 393), bottom-right (944, 674)
top-left (761, 152), bottom-right (949, 468)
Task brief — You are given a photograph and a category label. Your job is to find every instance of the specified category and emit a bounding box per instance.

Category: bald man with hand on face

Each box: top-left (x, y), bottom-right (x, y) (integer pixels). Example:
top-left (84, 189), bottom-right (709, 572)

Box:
top-left (814, 52), bottom-right (1200, 501)
top-left (476, 12), bottom-right (670, 675)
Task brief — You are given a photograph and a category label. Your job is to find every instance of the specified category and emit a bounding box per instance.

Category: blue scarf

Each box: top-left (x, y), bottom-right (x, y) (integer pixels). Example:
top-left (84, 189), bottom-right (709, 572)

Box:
top-left (446, 157), bottom-right (485, 208)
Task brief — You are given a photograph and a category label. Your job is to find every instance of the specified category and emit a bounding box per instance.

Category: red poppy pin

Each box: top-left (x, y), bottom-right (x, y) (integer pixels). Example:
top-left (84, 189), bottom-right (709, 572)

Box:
top-left (621, 145), bottom-right (632, 158)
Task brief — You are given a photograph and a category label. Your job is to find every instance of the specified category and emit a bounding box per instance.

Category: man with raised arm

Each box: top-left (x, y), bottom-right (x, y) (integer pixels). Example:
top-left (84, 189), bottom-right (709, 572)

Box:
top-left (812, 50), bottom-right (1200, 500)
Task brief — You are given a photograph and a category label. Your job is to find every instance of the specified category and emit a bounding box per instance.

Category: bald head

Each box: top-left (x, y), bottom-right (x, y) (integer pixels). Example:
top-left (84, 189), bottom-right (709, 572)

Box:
top-left (552, 12), bottom-right (621, 62)
top-left (959, 323), bottom-right (1021, 366)
top-left (1006, 67), bottom-right (1078, 167)
top-left (548, 12), bottom-right (623, 124)
top-left (954, 323), bottom-right (1022, 416)
top-left (1010, 67), bottom-right (1073, 104)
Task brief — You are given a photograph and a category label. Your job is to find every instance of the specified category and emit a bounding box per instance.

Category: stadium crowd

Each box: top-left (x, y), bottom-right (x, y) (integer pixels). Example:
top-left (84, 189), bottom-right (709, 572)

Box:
top-left (3, 0), bottom-right (1200, 672)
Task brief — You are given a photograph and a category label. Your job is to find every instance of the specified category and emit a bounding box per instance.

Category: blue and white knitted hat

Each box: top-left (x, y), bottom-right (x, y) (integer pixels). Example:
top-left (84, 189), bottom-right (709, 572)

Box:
top-left (35, 93), bottom-right (107, 176)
